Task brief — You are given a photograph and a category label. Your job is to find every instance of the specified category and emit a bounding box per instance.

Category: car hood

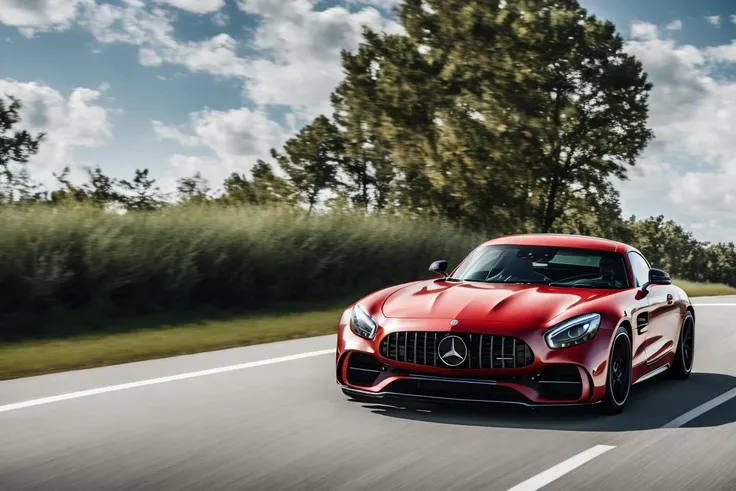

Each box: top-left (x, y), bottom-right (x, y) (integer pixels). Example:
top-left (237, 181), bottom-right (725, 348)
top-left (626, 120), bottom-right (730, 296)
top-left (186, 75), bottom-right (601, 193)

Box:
top-left (381, 280), bottom-right (615, 326)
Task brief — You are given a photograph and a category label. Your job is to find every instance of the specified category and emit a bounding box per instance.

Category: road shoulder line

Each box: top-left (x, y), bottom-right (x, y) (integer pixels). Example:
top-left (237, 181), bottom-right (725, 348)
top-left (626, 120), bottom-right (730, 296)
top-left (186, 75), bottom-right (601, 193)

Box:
top-left (0, 349), bottom-right (336, 415)
top-left (662, 386), bottom-right (736, 428)
top-left (506, 445), bottom-right (616, 491)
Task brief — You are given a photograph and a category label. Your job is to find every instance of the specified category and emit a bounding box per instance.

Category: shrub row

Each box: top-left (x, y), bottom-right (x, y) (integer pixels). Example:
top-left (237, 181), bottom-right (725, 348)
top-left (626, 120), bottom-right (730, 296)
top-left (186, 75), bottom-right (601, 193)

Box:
top-left (0, 205), bottom-right (483, 339)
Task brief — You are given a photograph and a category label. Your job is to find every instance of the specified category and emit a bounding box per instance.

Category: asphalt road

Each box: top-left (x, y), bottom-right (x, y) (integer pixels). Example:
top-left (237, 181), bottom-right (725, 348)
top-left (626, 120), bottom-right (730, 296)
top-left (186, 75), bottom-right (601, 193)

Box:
top-left (2, 296), bottom-right (736, 491)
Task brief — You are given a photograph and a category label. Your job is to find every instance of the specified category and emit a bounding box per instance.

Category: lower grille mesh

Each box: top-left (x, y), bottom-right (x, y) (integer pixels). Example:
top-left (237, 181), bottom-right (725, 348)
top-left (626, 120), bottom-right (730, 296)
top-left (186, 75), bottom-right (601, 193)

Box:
top-left (379, 332), bottom-right (534, 369)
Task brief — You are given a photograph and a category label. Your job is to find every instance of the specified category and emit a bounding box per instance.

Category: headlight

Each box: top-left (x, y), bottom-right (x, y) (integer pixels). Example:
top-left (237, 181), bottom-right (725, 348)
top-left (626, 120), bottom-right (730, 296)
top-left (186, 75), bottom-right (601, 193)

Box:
top-left (350, 303), bottom-right (378, 340)
top-left (544, 313), bottom-right (601, 349)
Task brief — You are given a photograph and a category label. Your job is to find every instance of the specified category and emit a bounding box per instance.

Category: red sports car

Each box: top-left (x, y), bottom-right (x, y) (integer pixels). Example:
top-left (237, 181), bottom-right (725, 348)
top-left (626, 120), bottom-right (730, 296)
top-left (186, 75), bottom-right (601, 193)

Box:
top-left (335, 234), bottom-right (695, 414)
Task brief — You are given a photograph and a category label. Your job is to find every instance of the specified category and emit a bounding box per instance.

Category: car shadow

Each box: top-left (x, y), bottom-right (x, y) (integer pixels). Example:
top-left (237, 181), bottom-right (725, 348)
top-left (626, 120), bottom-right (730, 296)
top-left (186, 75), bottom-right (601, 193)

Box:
top-left (347, 372), bottom-right (736, 432)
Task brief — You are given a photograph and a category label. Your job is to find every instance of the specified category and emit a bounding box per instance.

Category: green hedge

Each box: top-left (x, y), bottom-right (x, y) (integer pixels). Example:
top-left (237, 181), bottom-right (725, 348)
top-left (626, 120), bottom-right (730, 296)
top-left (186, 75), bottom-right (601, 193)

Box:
top-left (0, 205), bottom-right (483, 339)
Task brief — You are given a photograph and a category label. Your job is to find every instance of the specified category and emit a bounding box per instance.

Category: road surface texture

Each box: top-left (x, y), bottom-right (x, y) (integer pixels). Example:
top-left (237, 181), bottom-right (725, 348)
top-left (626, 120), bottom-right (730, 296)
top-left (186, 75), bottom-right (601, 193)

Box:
top-left (2, 296), bottom-right (736, 491)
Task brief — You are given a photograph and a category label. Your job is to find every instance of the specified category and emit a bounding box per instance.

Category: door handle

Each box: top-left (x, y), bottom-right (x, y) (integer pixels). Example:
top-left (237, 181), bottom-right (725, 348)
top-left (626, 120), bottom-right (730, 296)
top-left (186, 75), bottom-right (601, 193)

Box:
top-left (667, 293), bottom-right (673, 304)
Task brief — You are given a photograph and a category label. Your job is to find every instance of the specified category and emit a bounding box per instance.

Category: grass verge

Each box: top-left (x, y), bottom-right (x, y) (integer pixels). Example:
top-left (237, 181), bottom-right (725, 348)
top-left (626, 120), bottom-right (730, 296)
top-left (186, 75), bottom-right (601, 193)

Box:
top-left (0, 307), bottom-right (344, 381)
top-left (674, 279), bottom-right (736, 297)
top-left (2, 279), bottom-right (733, 381)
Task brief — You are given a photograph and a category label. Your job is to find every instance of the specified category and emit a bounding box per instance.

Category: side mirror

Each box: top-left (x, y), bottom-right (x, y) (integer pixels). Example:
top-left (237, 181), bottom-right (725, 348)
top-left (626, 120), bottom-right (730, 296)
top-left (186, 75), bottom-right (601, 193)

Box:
top-left (429, 259), bottom-right (449, 279)
top-left (641, 268), bottom-right (671, 294)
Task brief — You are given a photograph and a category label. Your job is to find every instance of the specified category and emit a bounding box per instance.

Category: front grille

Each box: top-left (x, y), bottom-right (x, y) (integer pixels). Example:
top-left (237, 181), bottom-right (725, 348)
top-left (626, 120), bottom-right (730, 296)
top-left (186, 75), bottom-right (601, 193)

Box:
top-left (379, 332), bottom-right (534, 369)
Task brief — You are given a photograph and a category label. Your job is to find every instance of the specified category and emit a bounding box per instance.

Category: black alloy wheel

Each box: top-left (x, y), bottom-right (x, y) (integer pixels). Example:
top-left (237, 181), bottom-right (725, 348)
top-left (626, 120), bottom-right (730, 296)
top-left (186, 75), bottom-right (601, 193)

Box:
top-left (669, 311), bottom-right (695, 380)
top-left (599, 326), bottom-right (632, 414)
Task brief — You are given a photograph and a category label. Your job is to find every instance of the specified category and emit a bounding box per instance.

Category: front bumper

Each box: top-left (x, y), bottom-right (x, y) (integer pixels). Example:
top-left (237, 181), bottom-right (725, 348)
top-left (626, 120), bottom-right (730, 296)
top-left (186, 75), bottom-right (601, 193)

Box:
top-left (336, 319), bottom-right (615, 407)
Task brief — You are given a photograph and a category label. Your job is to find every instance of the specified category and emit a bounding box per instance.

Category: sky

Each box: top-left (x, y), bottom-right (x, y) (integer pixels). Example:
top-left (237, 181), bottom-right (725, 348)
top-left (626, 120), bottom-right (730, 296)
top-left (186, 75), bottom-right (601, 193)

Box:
top-left (1, 0), bottom-right (736, 244)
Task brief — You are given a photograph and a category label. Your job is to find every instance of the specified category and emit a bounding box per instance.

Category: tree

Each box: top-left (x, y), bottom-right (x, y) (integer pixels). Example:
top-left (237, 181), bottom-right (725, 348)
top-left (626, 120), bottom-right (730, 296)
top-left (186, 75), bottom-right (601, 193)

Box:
top-left (334, 31), bottom-right (449, 220)
top-left (176, 172), bottom-right (211, 204)
top-left (50, 166), bottom-right (87, 205)
top-left (51, 165), bottom-right (124, 208)
top-left (119, 169), bottom-right (164, 211)
top-left (217, 162), bottom-right (293, 207)
top-left (331, 66), bottom-right (396, 212)
top-left (0, 96), bottom-right (44, 202)
top-left (269, 115), bottom-right (343, 214)
top-left (250, 160), bottom-right (293, 204)
top-left (218, 172), bottom-right (257, 205)
top-left (83, 166), bottom-right (122, 207)
top-left (335, 0), bottom-right (654, 232)
top-left (554, 180), bottom-right (633, 243)
top-left (12, 167), bottom-right (47, 204)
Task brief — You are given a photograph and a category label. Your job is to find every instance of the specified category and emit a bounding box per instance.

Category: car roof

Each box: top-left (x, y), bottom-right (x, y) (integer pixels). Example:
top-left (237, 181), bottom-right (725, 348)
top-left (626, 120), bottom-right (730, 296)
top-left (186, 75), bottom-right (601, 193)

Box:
top-left (481, 233), bottom-right (633, 254)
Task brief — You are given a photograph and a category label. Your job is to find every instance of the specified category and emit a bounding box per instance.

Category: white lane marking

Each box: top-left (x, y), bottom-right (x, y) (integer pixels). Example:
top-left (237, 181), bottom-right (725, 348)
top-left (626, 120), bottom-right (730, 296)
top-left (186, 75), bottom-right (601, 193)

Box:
top-left (662, 386), bottom-right (736, 429)
top-left (691, 303), bottom-right (736, 306)
top-left (506, 445), bottom-right (616, 491)
top-left (0, 349), bottom-right (335, 414)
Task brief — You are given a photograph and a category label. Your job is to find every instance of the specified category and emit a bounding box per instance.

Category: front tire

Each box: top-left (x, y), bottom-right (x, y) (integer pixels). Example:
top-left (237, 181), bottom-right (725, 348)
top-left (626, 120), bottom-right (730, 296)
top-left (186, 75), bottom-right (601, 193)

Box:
top-left (598, 326), bottom-right (633, 415)
top-left (669, 311), bottom-right (695, 380)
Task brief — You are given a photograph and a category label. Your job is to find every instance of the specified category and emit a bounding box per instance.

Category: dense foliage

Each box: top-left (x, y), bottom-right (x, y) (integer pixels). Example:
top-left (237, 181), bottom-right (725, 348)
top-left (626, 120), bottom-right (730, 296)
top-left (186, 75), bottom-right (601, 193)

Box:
top-left (0, 0), bottom-right (734, 338)
top-left (0, 206), bottom-right (482, 339)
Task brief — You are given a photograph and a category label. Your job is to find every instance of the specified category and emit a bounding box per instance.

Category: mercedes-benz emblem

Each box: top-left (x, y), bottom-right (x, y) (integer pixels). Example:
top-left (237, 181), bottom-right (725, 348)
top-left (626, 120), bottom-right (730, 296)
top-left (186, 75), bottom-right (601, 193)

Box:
top-left (450, 319), bottom-right (459, 326)
top-left (437, 335), bottom-right (468, 367)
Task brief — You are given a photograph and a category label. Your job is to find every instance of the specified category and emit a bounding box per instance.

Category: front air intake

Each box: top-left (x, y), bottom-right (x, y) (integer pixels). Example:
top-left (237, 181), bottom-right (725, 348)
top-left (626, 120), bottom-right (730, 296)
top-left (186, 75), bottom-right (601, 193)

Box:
top-left (345, 352), bottom-right (384, 387)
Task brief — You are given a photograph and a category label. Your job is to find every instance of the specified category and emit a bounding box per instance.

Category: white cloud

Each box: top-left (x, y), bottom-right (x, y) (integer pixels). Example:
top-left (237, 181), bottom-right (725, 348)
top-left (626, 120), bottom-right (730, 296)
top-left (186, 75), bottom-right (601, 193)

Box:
top-left (630, 21), bottom-right (658, 41)
top-left (706, 15), bottom-right (721, 26)
top-left (153, 107), bottom-right (287, 182)
top-left (78, 0), bottom-right (402, 121)
top-left (665, 20), bottom-right (682, 31)
top-left (76, 0), bottom-right (405, 167)
top-left (162, 154), bottom-right (224, 190)
top-left (704, 41), bottom-right (736, 63)
top-left (169, 154), bottom-right (221, 175)
top-left (618, 22), bottom-right (736, 242)
top-left (152, 120), bottom-right (200, 147)
top-left (732, 14), bottom-right (736, 24)
top-left (345, 0), bottom-right (403, 9)
top-left (212, 10), bottom-right (230, 27)
top-left (80, 2), bottom-right (175, 46)
top-left (79, 2), bottom-right (248, 79)
top-left (0, 0), bottom-right (396, 128)
top-left (238, 1), bottom-right (404, 119)
top-left (153, 0), bottom-right (225, 15)
top-left (0, 78), bottom-right (115, 182)
top-left (0, 0), bottom-right (88, 36)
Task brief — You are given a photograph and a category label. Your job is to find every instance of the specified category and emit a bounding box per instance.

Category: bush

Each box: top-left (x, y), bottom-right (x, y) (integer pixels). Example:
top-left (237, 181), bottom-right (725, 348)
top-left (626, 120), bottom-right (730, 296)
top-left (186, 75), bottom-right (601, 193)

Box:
top-left (0, 204), bottom-right (484, 339)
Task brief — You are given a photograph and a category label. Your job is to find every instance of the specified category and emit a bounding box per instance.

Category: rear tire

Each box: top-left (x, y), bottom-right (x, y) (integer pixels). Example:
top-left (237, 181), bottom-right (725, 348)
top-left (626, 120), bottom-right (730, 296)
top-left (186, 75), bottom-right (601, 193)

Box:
top-left (598, 326), bottom-right (633, 415)
top-left (668, 311), bottom-right (695, 380)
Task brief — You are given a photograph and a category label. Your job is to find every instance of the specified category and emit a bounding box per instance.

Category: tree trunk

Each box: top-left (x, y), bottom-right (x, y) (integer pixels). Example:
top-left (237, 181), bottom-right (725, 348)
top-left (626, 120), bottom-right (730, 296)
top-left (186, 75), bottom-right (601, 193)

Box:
top-left (541, 175), bottom-right (561, 233)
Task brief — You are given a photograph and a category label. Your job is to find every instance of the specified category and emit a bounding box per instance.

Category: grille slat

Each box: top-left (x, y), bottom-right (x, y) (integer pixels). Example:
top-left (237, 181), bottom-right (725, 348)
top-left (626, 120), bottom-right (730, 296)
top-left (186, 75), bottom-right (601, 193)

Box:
top-left (403, 333), bottom-right (408, 362)
top-left (469, 334), bottom-right (472, 369)
top-left (423, 333), bottom-right (427, 365)
top-left (379, 332), bottom-right (534, 369)
top-left (479, 334), bottom-right (483, 369)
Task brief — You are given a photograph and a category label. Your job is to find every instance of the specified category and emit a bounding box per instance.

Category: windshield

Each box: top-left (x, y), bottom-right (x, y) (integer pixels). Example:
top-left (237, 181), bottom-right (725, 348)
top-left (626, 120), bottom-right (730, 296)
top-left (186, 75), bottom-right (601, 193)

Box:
top-left (450, 245), bottom-right (630, 289)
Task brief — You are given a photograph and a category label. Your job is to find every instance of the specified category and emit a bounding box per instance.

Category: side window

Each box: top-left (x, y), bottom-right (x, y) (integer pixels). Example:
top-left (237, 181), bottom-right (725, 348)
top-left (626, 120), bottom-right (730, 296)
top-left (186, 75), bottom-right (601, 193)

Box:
top-left (628, 252), bottom-right (650, 287)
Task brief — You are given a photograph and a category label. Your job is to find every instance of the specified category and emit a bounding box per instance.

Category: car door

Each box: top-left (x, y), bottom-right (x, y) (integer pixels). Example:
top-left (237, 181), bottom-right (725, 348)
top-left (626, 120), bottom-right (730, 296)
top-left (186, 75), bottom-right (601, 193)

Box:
top-left (626, 251), bottom-right (654, 368)
top-left (628, 251), bottom-right (679, 364)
